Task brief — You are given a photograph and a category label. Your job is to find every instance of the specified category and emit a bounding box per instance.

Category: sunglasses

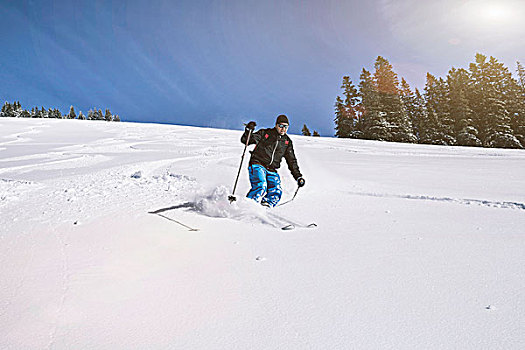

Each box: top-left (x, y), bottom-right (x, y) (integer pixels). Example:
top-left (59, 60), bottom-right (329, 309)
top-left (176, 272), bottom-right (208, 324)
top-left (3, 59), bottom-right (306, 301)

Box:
top-left (278, 124), bottom-right (289, 129)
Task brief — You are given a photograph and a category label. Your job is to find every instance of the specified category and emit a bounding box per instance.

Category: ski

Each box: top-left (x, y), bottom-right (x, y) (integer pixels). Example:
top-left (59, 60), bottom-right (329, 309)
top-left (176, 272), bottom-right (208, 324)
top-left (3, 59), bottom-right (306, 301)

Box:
top-left (281, 223), bottom-right (317, 230)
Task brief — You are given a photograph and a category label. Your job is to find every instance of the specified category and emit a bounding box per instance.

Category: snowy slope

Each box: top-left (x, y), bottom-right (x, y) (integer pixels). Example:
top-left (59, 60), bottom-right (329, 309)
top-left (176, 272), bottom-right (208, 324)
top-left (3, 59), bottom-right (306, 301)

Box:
top-left (1, 117), bottom-right (524, 349)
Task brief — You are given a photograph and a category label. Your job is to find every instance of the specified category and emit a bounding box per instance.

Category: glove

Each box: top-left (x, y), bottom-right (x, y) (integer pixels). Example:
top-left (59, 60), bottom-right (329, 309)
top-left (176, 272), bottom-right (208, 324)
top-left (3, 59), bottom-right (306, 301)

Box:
top-left (245, 121), bottom-right (256, 131)
top-left (297, 177), bottom-right (305, 187)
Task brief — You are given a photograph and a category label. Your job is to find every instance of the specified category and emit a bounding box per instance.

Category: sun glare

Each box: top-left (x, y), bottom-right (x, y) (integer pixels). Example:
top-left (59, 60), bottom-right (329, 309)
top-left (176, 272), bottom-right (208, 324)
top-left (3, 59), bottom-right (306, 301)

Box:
top-left (459, 0), bottom-right (521, 34)
top-left (479, 3), bottom-right (512, 22)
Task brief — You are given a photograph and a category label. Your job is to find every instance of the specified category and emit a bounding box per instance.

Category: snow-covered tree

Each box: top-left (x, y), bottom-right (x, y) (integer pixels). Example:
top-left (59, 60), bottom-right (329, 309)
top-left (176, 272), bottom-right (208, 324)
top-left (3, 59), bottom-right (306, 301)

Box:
top-left (446, 67), bottom-right (481, 146)
top-left (423, 73), bottom-right (455, 145)
top-left (334, 76), bottom-right (360, 138)
top-left (469, 54), bottom-right (521, 148)
top-left (517, 61), bottom-right (525, 90)
top-left (48, 108), bottom-right (54, 119)
top-left (421, 73), bottom-right (454, 145)
top-left (1, 102), bottom-right (14, 117)
top-left (373, 57), bottom-right (415, 142)
top-left (507, 62), bottom-right (525, 146)
top-left (400, 78), bottom-right (421, 142)
top-left (40, 107), bottom-right (48, 118)
top-left (96, 109), bottom-right (104, 121)
top-left (34, 107), bottom-right (42, 118)
top-left (13, 101), bottom-right (23, 118)
top-left (358, 68), bottom-right (384, 140)
top-left (302, 124), bottom-right (311, 136)
top-left (105, 109), bottom-right (112, 122)
top-left (68, 106), bottom-right (77, 119)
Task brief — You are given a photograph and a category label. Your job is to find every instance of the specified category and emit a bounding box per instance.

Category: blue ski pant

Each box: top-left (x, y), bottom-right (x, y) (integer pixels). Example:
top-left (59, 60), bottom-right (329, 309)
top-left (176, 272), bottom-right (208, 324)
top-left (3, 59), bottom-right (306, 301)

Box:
top-left (246, 164), bottom-right (282, 207)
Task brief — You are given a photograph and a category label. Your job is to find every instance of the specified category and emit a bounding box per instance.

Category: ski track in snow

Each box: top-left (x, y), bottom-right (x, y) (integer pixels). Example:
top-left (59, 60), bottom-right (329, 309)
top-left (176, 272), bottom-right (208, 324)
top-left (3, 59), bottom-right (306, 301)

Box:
top-left (0, 124), bottom-right (48, 146)
top-left (349, 191), bottom-right (525, 211)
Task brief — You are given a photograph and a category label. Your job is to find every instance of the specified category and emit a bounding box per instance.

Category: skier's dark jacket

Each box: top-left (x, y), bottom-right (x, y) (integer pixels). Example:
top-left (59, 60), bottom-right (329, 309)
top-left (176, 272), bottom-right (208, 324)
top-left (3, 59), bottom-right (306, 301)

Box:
top-left (241, 127), bottom-right (302, 180)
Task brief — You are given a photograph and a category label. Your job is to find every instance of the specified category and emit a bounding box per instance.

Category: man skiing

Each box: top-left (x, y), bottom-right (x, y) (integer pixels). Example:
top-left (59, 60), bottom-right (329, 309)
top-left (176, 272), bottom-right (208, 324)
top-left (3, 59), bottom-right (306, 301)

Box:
top-left (241, 114), bottom-right (305, 207)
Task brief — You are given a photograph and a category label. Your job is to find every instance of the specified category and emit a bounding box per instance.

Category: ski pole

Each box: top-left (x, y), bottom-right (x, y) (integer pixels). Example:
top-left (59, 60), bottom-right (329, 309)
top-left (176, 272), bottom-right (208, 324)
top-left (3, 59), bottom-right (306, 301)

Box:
top-left (276, 186), bottom-right (300, 207)
top-left (228, 127), bottom-right (253, 203)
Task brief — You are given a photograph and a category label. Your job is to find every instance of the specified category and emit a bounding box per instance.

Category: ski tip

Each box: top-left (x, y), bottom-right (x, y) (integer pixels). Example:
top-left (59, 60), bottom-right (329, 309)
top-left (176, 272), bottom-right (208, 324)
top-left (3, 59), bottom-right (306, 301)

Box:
top-left (281, 224), bottom-right (295, 230)
top-left (307, 223), bottom-right (318, 228)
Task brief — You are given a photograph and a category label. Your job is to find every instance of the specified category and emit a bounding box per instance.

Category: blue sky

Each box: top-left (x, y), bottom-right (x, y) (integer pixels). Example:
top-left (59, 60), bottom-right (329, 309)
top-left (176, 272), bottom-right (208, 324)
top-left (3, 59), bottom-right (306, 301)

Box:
top-left (1, 0), bottom-right (524, 135)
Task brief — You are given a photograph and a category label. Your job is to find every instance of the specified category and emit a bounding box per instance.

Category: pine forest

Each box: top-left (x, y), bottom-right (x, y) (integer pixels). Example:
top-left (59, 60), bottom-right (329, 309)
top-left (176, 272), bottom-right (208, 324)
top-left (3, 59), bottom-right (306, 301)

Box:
top-left (0, 103), bottom-right (121, 122)
top-left (334, 54), bottom-right (525, 149)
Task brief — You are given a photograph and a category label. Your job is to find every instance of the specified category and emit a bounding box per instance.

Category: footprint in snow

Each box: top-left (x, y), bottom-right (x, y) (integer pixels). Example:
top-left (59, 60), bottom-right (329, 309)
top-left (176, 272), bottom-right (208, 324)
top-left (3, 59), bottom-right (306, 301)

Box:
top-left (255, 256), bottom-right (266, 261)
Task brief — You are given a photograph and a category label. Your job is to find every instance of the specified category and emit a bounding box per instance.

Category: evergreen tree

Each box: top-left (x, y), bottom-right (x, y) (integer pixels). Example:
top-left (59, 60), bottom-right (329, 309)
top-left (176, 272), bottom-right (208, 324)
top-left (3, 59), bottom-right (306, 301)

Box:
top-left (399, 78), bottom-right (421, 142)
top-left (413, 89), bottom-right (426, 143)
top-left (113, 114), bottom-right (121, 122)
top-left (421, 73), bottom-right (452, 144)
top-left (369, 58), bottom-right (394, 141)
top-left (511, 62), bottom-right (525, 145)
top-left (313, 130), bottom-right (320, 137)
top-left (517, 61), bottom-right (525, 90)
top-left (105, 109), bottom-right (112, 122)
top-left (4, 102), bottom-right (15, 118)
top-left (470, 54), bottom-right (521, 148)
top-left (1, 102), bottom-right (9, 117)
top-left (78, 111), bottom-right (86, 120)
top-left (96, 109), bottom-right (103, 120)
top-left (447, 67), bottom-right (481, 146)
top-left (334, 96), bottom-right (346, 136)
top-left (87, 109), bottom-right (94, 120)
top-left (469, 54), bottom-right (492, 145)
top-left (373, 57), bottom-right (415, 142)
top-left (334, 76), bottom-right (359, 138)
top-left (13, 101), bottom-right (22, 118)
top-left (487, 56), bottom-right (521, 148)
top-left (68, 106), bottom-right (77, 119)
top-left (302, 124), bottom-right (311, 136)
top-left (33, 106), bottom-right (41, 118)
top-left (424, 73), bottom-right (455, 144)
top-left (358, 68), bottom-right (384, 140)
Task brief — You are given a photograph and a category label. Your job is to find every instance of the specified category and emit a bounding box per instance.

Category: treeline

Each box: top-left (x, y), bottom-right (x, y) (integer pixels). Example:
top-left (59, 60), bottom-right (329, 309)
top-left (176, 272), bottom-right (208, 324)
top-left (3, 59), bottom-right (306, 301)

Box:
top-left (334, 54), bottom-right (525, 149)
top-left (0, 101), bottom-right (121, 122)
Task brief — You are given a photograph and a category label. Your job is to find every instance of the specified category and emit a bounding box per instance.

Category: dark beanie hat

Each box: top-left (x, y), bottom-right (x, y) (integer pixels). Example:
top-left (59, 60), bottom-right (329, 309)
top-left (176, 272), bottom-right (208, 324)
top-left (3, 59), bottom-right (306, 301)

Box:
top-left (276, 114), bottom-right (289, 125)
